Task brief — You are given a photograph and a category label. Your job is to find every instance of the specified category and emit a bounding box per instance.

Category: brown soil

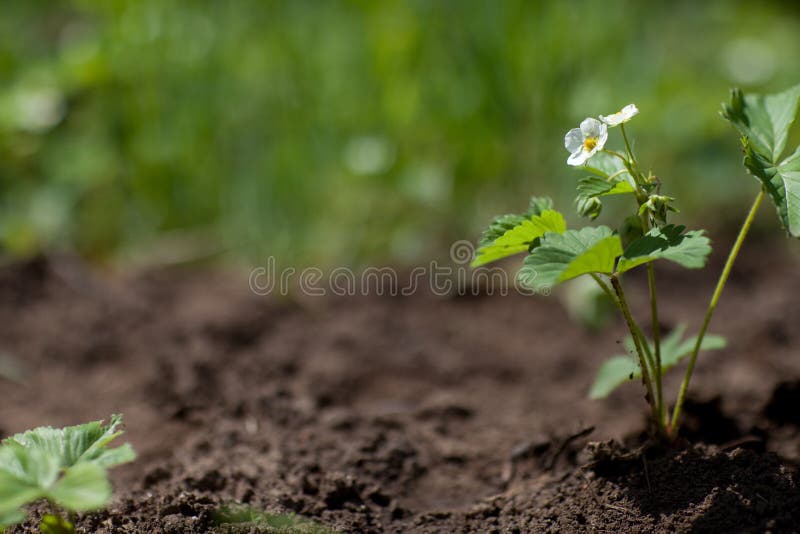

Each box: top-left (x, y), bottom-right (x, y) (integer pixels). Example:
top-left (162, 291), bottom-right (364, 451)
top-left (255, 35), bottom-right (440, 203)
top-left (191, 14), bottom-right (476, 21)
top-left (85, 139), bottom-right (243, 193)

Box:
top-left (2, 236), bottom-right (800, 533)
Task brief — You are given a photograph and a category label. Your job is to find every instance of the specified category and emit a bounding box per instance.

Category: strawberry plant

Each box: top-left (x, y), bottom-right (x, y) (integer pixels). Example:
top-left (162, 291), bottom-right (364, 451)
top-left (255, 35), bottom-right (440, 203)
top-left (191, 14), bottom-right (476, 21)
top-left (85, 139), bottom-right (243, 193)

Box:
top-left (0, 415), bottom-right (135, 533)
top-left (473, 85), bottom-right (800, 440)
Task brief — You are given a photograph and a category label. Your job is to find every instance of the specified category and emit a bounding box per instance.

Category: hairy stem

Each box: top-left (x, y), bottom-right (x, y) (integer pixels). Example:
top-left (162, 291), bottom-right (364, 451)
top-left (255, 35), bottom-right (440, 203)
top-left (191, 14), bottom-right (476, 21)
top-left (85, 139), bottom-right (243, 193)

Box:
top-left (591, 273), bottom-right (656, 379)
top-left (610, 275), bottom-right (661, 433)
top-left (669, 189), bottom-right (765, 436)
top-left (590, 273), bottom-right (618, 307)
top-left (603, 149), bottom-right (630, 166)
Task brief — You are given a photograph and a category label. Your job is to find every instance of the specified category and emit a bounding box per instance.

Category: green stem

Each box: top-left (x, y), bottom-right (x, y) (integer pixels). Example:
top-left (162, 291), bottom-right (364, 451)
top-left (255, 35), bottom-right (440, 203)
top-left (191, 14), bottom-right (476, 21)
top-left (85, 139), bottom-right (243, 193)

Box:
top-left (620, 123), bottom-right (637, 166)
top-left (635, 321), bottom-right (657, 386)
top-left (603, 149), bottom-right (629, 165)
top-left (610, 275), bottom-right (661, 432)
top-left (590, 273), bottom-right (618, 307)
top-left (607, 168), bottom-right (629, 182)
top-left (591, 273), bottom-right (656, 378)
top-left (669, 189), bottom-right (765, 436)
top-left (616, 125), bottom-right (650, 187)
top-left (646, 262), bottom-right (665, 427)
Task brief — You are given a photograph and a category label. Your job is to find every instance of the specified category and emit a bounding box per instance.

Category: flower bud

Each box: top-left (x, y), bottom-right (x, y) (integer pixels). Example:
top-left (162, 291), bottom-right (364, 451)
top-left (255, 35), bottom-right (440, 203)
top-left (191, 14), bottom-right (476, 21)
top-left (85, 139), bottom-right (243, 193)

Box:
top-left (639, 194), bottom-right (677, 226)
top-left (577, 196), bottom-right (602, 220)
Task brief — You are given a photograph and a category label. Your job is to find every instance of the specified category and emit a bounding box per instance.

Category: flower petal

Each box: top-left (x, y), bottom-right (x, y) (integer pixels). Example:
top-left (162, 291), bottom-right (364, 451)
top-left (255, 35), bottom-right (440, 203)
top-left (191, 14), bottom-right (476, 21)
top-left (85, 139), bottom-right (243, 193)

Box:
top-left (585, 146), bottom-right (601, 160)
top-left (580, 117), bottom-right (602, 137)
top-left (567, 149), bottom-right (590, 166)
top-left (600, 104), bottom-right (639, 126)
top-left (596, 125), bottom-right (608, 150)
top-left (621, 104), bottom-right (638, 118)
top-left (599, 114), bottom-right (617, 126)
top-left (564, 128), bottom-right (584, 153)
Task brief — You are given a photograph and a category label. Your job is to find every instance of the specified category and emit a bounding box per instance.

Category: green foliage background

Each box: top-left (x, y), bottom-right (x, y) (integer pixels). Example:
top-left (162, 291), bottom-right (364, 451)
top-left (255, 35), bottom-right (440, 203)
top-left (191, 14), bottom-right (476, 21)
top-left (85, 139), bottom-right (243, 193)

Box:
top-left (1, 0), bottom-right (799, 266)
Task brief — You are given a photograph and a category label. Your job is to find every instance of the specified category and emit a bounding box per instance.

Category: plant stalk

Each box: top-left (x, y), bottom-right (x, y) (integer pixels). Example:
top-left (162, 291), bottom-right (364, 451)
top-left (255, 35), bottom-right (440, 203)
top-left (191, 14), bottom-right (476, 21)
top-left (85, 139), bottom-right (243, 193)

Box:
top-left (610, 275), bottom-right (661, 433)
top-left (620, 123), bottom-right (637, 167)
top-left (590, 273), bottom-right (657, 381)
top-left (603, 149), bottom-right (630, 166)
top-left (669, 189), bottom-right (765, 436)
top-left (590, 273), bottom-right (618, 307)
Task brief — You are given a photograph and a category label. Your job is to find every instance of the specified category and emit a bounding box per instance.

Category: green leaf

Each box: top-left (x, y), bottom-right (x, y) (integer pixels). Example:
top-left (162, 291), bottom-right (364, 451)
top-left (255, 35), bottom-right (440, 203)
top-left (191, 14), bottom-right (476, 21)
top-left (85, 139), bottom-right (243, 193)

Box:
top-left (472, 209), bottom-right (566, 267)
top-left (575, 164), bottom-right (636, 221)
top-left (583, 152), bottom-right (631, 180)
top-left (723, 85), bottom-right (800, 162)
top-left (90, 443), bottom-right (136, 469)
top-left (527, 196), bottom-right (554, 216)
top-left (3, 414), bottom-right (135, 471)
top-left (518, 226), bottom-right (622, 291)
top-left (48, 463), bottom-right (111, 512)
top-left (749, 145), bottom-right (800, 237)
top-left (588, 356), bottom-right (638, 400)
top-left (0, 508), bottom-right (26, 529)
top-left (562, 276), bottom-right (616, 332)
top-left (0, 475), bottom-right (41, 522)
top-left (589, 325), bottom-right (727, 399)
top-left (477, 196), bottom-right (554, 247)
top-left (0, 444), bottom-right (52, 525)
top-left (215, 506), bottom-right (337, 534)
top-left (5, 443), bottom-right (61, 486)
top-left (722, 84), bottom-right (800, 236)
top-left (477, 213), bottom-right (528, 248)
top-left (575, 176), bottom-right (635, 220)
top-left (616, 225), bottom-right (711, 273)
top-left (0, 415), bottom-right (135, 527)
top-left (619, 215), bottom-right (644, 248)
top-left (577, 176), bottom-right (635, 198)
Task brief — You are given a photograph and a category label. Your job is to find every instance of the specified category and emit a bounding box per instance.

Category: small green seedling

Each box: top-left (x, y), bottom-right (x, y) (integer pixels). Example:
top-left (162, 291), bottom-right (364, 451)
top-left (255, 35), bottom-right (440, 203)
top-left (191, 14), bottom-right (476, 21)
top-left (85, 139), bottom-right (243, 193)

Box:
top-left (0, 414), bottom-right (135, 533)
top-left (473, 85), bottom-right (800, 440)
top-left (214, 506), bottom-right (337, 534)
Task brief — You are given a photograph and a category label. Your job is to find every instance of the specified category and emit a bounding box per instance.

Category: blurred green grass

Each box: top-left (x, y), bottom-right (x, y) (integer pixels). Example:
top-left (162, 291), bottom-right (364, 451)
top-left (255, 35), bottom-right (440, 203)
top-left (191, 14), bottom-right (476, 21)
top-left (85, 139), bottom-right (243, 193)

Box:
top-left (1, 0), bottom-right (798, 267)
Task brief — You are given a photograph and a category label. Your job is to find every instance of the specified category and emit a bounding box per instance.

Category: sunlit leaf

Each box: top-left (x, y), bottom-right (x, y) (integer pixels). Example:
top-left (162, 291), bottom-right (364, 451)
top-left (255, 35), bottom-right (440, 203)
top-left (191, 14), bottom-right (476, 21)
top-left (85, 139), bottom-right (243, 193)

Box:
top-left (48, 463), bottom-right (111, 511)
top-left (5, 414), bottom-right (135, 471)
top-left (723, 84), bottom-right (800, 236)
top-left (472, 209), bottom-right (566, 267)
top-left (0, 415), bottom-right (135, 530)
top-left (723, 85), bottom-right (800, 162)
top-left (0, 444), bottom-right (53, 524)
top-left (0, 508), bottom-right (26, 530)
top-left (477, 214), bottom-right (528, 248)
top-left (0, 447), bottom-right (47, 520)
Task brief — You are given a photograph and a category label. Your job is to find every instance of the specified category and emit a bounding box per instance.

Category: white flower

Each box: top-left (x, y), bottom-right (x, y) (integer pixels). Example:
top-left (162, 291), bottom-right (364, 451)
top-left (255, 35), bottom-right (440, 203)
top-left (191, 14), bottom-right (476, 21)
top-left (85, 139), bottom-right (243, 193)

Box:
top-left (564, 118), bottom-right (608, 166)
top-left (600, 104), bottom-right (639, 127)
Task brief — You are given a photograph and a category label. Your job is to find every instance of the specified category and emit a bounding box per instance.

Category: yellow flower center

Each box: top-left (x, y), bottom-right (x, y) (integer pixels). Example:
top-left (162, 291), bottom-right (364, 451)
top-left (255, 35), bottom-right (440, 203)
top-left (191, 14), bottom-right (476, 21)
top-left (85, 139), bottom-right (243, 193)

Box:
top-left (583, 137), bottom-right (598, 152)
